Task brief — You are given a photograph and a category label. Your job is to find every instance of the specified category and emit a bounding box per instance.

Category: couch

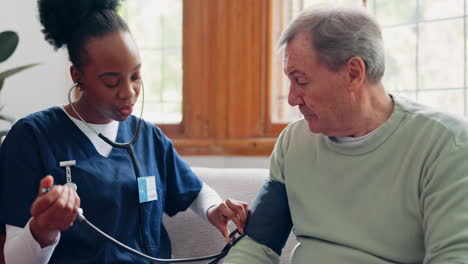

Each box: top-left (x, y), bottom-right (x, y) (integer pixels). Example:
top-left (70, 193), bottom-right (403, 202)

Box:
top-left (0, 167), bottom-right (296, 264)
top-left (163, 167), bottom-right (297, 263)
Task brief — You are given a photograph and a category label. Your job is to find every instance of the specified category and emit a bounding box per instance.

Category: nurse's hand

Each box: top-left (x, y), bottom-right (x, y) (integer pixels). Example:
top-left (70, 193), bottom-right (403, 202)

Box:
top-left (207, 199), bottom-right (249, 242)
top-left (29, 175), bottom-right (81, 247)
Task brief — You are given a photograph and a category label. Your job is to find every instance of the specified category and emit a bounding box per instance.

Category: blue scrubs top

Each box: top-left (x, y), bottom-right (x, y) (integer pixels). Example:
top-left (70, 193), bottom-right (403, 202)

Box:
top-left (0, 107), bottom-right (203, 263)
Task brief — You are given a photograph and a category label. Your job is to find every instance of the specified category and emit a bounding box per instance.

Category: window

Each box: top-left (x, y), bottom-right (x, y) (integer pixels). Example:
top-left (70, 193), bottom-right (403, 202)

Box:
top-left (370, 0), bottom-right (466, 115)
top-left (119, 0), bottom-right (465, 156)
top-left (173, 0), bottom-right (278, 155)
top-left (275, 0), bottom-right (468, 124)
top-left (120, 0), bottom-right (183, 124)
top-left (119, 1), bottom-right (278, 156)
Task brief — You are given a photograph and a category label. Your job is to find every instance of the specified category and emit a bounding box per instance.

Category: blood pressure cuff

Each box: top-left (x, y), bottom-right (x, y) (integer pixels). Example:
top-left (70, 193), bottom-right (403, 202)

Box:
top-left (244, 180), bottom-right (293, 255)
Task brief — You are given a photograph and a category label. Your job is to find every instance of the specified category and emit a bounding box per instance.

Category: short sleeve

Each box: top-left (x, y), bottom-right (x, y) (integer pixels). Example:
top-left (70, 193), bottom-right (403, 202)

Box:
top-left (155, 128), bottom-right (202, 216)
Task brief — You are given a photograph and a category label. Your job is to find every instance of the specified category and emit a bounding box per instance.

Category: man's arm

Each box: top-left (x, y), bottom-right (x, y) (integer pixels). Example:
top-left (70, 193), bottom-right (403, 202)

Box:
top-left (223, 180), bottom-right (293, 264)
top-left (422, 146), bottom-right (468, 263)
top-left (224, 125), bottom-right (294, 264)
top-left (223, 235), bottom-right (280, 264)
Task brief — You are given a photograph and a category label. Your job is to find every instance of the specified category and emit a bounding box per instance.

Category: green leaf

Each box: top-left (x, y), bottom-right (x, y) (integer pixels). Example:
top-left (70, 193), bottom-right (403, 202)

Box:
top-left (0, 63), bottom-right (40, 89)
top-left (0, 31), bottom-right (19, 63)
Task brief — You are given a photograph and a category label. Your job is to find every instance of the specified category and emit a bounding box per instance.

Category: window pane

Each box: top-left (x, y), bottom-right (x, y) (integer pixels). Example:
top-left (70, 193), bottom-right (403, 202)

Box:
top-left (121, 0), bottom-right (182, 49)
top-left (300, 0), bottom-right (364, 16)
top-left (419, 19), bottom-right (464, 90)
top-left (161, 51), bottom-right (183, 103)
top-left (382, 25), bottom-right (417, 92)
top-left (418, 89), bottom-right (465, 115)
top-left (393, 91), bottom-right (417, 102)
top-left (421, 0), bottom-right (464, 20)
top-left (302, 0), bottom-right (363, 7)
top-left (366, 0), bottom-right (375, 11)
top-left (120, 0), bottom-right (182, 124)
top-left (374, 0), bottom-right (417, 26)
top-left (139, 50), bottom-right (162, 99)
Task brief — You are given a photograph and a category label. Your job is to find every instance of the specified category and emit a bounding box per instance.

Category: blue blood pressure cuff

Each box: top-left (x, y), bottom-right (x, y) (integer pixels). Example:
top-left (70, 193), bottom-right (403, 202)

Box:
top-left (244, 180), bottom-right (293, 255)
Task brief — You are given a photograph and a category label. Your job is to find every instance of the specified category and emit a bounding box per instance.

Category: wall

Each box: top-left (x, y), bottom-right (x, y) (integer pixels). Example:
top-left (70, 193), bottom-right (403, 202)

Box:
top-left (0, 0), bottom-right (270, 169)
top-left (1, 0), bottom-right (71, 127)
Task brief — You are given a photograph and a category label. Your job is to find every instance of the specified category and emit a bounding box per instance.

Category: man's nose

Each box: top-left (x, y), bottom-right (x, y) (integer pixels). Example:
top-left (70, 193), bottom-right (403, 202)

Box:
top-left (288, 83), bottom-right (303, 106)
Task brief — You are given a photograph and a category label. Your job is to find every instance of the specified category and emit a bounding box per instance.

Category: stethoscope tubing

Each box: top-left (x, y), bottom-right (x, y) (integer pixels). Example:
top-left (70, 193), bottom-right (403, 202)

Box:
top-left (77, 209), bottom-right (241, 263)
top-left (66, 83), bottom-right (243, 263)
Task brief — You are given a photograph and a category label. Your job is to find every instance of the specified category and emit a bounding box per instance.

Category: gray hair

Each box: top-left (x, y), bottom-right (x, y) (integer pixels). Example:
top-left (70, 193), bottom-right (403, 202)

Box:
top-left (278, 6), bottom-right (385, 84)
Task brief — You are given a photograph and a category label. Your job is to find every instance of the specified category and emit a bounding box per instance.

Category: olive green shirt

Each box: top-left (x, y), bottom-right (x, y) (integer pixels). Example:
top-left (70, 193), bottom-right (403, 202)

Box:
top-left (225, 96), bottom-right (468, 263)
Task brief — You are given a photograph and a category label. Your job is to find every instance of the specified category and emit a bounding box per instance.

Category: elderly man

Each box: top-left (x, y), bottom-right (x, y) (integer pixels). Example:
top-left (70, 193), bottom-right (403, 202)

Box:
top-left (224, 6), bottom-right (468, 264)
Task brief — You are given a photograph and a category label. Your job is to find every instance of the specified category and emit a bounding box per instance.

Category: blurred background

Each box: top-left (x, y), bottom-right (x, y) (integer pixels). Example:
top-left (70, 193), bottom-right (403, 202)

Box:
top-left (1, 0), bottom-right (465, 168)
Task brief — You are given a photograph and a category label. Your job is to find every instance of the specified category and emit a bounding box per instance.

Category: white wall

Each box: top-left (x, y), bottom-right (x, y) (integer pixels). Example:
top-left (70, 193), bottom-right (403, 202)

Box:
top-left (1, 0), bottom-right (71, 126)
top-left (0, 0), bottom-right (270, 169)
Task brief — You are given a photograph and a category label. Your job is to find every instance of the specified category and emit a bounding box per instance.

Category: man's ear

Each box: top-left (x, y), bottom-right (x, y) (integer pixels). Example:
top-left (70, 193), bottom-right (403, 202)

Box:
top-left (70, 65), bottom-right (82, 85)
top-left (345, 56), bottom-right (366, 93)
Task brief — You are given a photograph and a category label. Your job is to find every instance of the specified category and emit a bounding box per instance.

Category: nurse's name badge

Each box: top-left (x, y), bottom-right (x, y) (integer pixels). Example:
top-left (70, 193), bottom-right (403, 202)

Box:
top-left (138, 176), bottom-right (158, 203)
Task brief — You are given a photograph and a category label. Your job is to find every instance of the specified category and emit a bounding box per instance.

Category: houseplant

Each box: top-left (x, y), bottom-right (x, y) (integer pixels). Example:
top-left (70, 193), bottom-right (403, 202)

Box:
top-left (0, 30), bottom-right (39, 139)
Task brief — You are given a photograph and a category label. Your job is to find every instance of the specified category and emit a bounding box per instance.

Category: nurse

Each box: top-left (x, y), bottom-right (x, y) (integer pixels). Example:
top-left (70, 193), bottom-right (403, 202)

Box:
top-left (0, 0), bottom-right (248, 263)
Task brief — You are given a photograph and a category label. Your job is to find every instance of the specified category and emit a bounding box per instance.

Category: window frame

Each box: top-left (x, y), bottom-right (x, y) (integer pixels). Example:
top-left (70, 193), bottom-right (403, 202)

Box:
top-left (158, 0), bottom-right (276, 156)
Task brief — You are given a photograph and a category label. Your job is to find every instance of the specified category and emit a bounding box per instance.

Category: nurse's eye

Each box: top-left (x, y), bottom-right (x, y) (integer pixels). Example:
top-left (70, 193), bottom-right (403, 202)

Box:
top-left (100, 75), bottom-right (121, 88)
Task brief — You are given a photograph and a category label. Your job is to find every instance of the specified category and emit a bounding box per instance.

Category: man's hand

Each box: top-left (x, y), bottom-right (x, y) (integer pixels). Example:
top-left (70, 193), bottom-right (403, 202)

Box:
top-left (207, 199), bottom-right (249, 242)
top-left (29, 176), bottom-right (81, 247)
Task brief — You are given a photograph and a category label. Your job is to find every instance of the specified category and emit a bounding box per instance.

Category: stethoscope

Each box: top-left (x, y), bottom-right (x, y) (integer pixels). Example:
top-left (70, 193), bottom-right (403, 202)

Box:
top-left (57, 82), bottom-right (246, 263)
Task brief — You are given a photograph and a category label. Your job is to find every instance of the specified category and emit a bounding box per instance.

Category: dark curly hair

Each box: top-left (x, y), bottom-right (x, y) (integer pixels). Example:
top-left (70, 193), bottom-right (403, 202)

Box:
top-left (38, 0), bottom-right (129, 69)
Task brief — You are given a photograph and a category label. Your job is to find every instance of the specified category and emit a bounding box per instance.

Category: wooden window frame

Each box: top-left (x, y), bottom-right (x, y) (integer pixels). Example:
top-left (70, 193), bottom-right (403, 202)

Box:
top-left (159, 0), bottom-right (280, 156)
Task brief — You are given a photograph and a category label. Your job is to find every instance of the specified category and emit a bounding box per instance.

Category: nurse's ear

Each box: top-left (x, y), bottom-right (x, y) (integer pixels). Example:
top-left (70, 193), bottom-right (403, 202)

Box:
top-left (70, 65), bottom-right (83, 88)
